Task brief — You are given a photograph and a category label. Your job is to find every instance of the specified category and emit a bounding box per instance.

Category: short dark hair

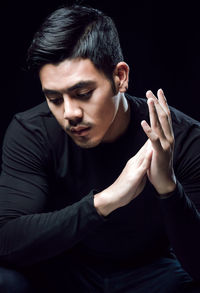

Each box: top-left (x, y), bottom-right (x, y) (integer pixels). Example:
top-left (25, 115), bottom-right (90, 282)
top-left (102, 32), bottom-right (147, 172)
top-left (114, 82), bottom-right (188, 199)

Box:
top-left (27, 5), bottom-right (124, 89)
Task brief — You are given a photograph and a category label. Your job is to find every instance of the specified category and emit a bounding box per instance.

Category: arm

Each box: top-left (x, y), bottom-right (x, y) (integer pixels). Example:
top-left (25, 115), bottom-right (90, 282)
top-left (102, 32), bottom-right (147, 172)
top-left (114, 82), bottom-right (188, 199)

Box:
top-left (141, 89), bottom-right (200, 281)
top-left (94, 140), bottom-right (152, 216)
top-left (0, 117), bottom-right (105, 268)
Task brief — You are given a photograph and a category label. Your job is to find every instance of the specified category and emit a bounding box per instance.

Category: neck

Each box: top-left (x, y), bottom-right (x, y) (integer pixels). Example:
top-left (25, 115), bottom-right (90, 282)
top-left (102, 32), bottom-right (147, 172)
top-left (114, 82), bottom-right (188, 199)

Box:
top-left (103, 93), bottom-right (131, 143)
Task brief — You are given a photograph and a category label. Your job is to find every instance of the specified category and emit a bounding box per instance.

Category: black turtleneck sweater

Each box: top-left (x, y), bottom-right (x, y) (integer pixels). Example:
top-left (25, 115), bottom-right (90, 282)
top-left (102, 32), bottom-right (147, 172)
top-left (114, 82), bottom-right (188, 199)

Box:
top-left (0, 95), bottom-right (199, 281)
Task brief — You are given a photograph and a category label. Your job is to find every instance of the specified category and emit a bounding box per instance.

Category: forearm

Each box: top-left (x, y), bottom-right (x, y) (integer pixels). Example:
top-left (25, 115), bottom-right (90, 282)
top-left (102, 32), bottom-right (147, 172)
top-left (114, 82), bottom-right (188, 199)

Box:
top-left (94, 187), bottom-right (122, 217)
top-left (159, 181), bottom-right (200, 281)
top-left (0, 191), bottom-right (105, 268)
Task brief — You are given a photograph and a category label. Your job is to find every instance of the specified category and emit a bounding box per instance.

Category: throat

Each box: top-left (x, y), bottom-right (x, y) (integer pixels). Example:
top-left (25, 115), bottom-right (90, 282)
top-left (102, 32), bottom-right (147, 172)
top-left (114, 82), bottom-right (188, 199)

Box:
top-left (103, 95), bottom-right (131, 143)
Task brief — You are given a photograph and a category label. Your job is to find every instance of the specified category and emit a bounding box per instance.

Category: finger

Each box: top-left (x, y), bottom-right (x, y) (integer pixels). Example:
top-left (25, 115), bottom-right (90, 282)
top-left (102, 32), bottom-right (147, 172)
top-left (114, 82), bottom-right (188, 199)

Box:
top-left (141, 120), bottom-right (162, 152)
top-left (146, 90), bottom-right (158, 102)
top-left (146, 90), bottom-right (173, 140)
top-left (147, 89), bottom-right (168, 112)
top-left (146, 90), bottom-right (167, 121)
top-left (136, 139), bottom-right (153, 160)
top-left (157, 89), bottom-right (174, 140)
top-left (132, 141), bottom-right (149, 165)
top-left (157, 88), bottom-right (173, 131)
top-left (134, 148), bottom-right (152, 180)
top-left (146, 90), bottom-right (166, 114)
top-left (157, 89), bottom-right (170, 117)
top-left (130, 139), bottom-right (151, 167)
top-left (147, 98), bottom-right (166, 140)
top-left (143, 147), bottom-right (153, 169)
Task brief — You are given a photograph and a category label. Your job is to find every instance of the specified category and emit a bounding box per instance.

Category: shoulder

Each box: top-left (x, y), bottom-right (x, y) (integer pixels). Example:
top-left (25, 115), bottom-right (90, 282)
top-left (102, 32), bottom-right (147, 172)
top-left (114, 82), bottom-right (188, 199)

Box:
top-left (2, 102), bottom-right (67, 162)
top-left (125, 94), bottom-right (149, 125)
top-left (126, 94), bottom-right (148, 112)
top-left (3, 102), bottom-right (49, 148)
top-left (15, 101), bottom-right (51, 120)
top-left (170, 106), bottom-right (200, 134)
top-left (5, 102), bottom-right (64, 145)
top-left (170, 106), bottom-right (200, 148)
top-left (14, 101), bottom-right (53, 134)
top-left (168, 107), bottom-right (200, 185)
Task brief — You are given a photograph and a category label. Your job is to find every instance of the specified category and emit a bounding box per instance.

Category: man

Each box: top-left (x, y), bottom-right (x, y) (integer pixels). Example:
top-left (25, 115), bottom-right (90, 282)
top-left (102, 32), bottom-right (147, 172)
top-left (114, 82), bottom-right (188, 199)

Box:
top-left (0, 4), bottom-right (199, 293)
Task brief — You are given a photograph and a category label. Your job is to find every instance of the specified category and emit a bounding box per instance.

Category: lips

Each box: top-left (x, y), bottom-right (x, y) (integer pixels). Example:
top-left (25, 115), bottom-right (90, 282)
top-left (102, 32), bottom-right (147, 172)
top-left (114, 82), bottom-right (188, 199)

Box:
top-left (70, 126), bottom-right (90, 132)
top-left (70, 126), bottom-right (91, 136)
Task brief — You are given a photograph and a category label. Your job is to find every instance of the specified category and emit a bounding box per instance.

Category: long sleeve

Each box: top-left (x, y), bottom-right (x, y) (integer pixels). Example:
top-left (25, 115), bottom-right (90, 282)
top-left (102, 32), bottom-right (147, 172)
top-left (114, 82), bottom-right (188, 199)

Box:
top-left (0, 115), bottom-right (105, 268)
top-left (159, 122), bottom-right (200, 281)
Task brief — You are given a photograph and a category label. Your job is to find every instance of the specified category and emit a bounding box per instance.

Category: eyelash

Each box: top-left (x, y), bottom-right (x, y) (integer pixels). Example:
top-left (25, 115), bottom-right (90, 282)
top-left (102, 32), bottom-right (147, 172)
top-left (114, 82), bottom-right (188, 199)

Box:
top-left (49, 98), bottom-right (63, 105)
top-left (76, 90), bottom-right (94, 99)
top-left (48, 90), bottom-right (94, 105)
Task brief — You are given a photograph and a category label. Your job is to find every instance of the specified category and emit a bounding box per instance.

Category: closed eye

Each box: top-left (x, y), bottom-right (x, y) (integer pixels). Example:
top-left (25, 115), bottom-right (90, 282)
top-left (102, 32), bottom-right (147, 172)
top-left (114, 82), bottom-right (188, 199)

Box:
top-left (49, 97), bottom-right (63, 105)
top-left (76, 89), bottom-right (94, 99)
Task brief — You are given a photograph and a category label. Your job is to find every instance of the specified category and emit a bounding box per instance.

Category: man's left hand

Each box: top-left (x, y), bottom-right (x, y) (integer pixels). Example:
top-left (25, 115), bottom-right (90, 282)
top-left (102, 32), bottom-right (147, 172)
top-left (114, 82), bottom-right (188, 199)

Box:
top-left (141, 89), bottom-right (176, 195)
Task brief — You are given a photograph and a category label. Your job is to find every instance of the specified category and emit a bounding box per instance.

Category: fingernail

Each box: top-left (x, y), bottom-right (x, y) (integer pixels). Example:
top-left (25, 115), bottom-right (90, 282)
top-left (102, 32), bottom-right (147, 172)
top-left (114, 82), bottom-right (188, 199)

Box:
top-left (146, 90), bottom-right (152, 97)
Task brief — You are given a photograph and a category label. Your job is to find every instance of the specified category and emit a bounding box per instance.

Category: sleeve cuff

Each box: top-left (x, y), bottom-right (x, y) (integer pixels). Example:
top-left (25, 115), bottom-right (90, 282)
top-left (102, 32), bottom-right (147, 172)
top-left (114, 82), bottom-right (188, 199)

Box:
top-left (157, 183), bottom-right (179, 200)
top-left (85, 189), bottom-right (108, 222)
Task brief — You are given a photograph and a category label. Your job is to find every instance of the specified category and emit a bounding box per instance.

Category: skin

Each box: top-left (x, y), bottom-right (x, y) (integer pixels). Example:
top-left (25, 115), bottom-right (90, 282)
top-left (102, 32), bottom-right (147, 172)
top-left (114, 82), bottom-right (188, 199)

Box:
top-left (39, 58), bottom-right (176, 217)
top-left (141, 89), bottom-right (177, 195)
top-left (40, 58), bottom-right (130, 149)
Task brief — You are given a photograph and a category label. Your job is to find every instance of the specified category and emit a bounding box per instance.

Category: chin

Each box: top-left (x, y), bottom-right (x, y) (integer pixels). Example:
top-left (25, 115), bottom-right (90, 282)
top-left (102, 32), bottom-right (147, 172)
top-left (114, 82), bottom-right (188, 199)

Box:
top-left (73, 137), bottom-right (101, 149)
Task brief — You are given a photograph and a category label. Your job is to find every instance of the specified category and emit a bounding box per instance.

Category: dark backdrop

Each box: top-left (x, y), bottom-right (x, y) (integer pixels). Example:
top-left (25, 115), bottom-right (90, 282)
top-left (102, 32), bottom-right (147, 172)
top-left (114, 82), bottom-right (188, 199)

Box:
top-left (1, 0), bottom-right (200, 162)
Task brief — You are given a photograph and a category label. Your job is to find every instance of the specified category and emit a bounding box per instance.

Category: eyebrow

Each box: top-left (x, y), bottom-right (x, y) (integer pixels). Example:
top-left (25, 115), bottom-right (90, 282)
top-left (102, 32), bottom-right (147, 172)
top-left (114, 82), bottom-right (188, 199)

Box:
top-left (43, 80), bottom-right (97, 96)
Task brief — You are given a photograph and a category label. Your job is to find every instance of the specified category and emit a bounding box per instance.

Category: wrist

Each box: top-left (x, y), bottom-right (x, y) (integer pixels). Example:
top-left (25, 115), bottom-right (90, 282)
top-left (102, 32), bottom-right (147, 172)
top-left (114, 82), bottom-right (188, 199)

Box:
top-left (154, 172), bottom-right (176, 195)
top-left (94, 189), bottom-right (119, 217)
top-left (157, 181), bottom-right (177, 197)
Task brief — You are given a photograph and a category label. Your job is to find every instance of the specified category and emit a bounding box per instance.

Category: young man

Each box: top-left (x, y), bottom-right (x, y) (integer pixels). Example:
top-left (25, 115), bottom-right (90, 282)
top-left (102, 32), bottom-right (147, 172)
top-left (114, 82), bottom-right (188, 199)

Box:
top-left (0, 4), bottom-right (199, 293)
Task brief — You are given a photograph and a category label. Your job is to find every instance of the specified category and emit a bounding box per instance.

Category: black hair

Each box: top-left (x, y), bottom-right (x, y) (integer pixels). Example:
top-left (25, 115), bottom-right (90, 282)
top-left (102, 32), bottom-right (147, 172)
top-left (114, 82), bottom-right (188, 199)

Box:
top-left (27, 4), bottom-right (124, 91)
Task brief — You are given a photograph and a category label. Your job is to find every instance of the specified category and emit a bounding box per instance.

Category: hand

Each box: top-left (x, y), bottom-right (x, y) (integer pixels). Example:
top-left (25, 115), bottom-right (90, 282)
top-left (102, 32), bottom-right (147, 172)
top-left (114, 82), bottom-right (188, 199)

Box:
top-left (141, 89), bottom-right (176, 195)
top-left (94, 140), bottom-right (152, 216)
top-left (109, 139), bottom-right (152, 207)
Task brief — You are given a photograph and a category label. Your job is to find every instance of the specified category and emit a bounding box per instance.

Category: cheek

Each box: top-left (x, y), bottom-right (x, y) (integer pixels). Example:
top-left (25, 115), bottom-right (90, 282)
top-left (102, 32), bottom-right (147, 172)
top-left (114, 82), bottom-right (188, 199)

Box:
top-left (47, 103), bottom-right (64, 123)
top-left (93, 97), bottom-right (117, 126)
top-left (102, 95), bottom-right (118, 115)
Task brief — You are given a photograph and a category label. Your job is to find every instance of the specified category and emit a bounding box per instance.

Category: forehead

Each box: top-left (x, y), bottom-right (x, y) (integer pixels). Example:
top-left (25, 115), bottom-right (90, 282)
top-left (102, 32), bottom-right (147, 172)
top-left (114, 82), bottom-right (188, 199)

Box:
top-left (39, 58), bottom-right (107, 91)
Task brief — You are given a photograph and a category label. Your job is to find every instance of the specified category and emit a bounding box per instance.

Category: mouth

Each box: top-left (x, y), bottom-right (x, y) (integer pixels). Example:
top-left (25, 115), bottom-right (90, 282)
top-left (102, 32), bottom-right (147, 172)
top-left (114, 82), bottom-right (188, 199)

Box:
top-left (70, 126), bottom-right (91, 137)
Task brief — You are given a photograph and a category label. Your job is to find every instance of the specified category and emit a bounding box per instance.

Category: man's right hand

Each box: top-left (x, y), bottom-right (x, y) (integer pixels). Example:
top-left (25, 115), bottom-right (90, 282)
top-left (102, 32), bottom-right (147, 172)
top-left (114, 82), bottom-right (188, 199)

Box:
top-left (94, 140), bottom-right (152, 216)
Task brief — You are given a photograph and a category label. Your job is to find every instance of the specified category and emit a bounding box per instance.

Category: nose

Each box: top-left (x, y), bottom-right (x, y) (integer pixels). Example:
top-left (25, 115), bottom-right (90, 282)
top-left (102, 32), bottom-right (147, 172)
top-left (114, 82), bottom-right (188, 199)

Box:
top-left (63, 95), bottom-right (83, 122)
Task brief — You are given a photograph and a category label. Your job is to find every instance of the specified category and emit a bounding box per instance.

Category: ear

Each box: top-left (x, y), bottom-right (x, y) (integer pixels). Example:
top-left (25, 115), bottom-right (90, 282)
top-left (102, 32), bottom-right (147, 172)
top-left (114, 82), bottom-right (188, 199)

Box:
top-left (113, 62), bottom-right (130, 93)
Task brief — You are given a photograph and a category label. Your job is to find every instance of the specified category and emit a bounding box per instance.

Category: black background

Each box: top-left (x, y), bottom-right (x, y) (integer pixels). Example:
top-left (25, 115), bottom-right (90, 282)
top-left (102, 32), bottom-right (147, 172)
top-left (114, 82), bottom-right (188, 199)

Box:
top-left (1, 0), bottom-right (200, 160)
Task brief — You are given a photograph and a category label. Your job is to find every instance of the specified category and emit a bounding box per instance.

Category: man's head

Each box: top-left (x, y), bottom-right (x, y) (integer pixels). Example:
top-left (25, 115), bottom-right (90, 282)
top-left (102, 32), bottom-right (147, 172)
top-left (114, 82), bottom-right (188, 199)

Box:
top-left (28, 5), bottom-right (130, 148)
top-left (27, 4), bottom-right (124, 88)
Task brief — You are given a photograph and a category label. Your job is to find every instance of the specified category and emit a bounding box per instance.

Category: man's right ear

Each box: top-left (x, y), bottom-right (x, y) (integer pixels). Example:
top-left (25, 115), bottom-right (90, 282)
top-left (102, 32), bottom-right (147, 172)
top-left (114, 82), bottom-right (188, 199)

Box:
top-left (113, 62), bottom-right (130, 93)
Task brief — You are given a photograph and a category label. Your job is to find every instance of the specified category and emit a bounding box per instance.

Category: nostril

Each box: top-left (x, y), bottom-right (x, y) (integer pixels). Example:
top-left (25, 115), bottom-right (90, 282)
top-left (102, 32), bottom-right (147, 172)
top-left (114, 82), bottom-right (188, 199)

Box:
top-left (69, 118), bottom-right (82, 127)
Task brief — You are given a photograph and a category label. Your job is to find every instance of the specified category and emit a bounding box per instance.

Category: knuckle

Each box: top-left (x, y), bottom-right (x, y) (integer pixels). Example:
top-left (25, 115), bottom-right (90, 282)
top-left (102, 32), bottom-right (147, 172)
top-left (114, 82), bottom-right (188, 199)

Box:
top-left (126, 159), bottom-right (132, 168)
top-left (168, 138), bottom-right (174, 145)
top-left (153, 122), bottom-right (160, 129)
top-left (166, 110), bottom-right (171, 116)
top-left (145, 126), bottom-right (152, 134)
top-left (163, 142), bottom-right (173, 152)
top-left (127, 156), bottom-right (137, 167)
top-left (151, 134), bottom-right (159, 143)
top-left (167, 134), bottom-right (175, 145)
top-left (160, 112), bottom-right (167, 120)
top-left (163, 145), bottom-right (170, 152)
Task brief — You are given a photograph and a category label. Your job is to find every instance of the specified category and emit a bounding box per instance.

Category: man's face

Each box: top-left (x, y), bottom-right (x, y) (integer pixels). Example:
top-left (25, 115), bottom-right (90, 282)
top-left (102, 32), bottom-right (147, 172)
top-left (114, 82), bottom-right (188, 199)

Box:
top-left (39, 58), bottom-right (124, 148)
